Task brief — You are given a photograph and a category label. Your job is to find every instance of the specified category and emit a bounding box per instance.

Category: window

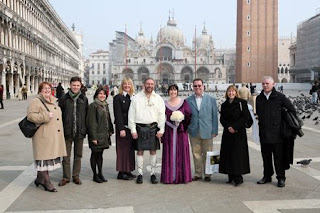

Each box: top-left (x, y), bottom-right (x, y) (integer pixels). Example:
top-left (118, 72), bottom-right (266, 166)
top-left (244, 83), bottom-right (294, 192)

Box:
top-left (97, 63), bottom-right (100, 71)
top-left (247, 62), bottom-right (250, 67)
top-left (103, 71), bottom-right (106, 74)
top-left (91, 63), bottom-right (94, 69)
top-left (247, 31), bottom-right (250, 36)
top-left (97, 71), bottom-right (100, 74)
top-left (247, 0), bottom-right (251, 4)
top-left (92, 71), bottom-right (94, 74)
top-left (92, 81), bottom-right (94, 85)
top-left (103, 63), bottom-right (106, 70)
top-left (247, 46), bottom-right (250, 51)
top-left (247, 15), bottom-right (250, 20)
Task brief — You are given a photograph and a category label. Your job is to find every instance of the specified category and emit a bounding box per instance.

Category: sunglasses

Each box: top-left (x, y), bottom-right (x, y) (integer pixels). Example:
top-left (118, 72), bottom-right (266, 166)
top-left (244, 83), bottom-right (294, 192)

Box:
top-left (193, 85), bottom-right (202, 88)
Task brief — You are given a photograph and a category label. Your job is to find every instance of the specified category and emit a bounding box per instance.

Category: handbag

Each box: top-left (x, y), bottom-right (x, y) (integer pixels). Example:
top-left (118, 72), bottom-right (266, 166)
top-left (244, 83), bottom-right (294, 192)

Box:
top-left (205, 150), bottom-right (220, 174)
top-left (19, 98), bottom-right (50, 138)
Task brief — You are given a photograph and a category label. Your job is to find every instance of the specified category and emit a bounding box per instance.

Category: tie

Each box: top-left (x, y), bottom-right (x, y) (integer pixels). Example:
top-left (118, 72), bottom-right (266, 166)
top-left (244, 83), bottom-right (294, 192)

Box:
top-left (126, 94), bottom-right (130, 99)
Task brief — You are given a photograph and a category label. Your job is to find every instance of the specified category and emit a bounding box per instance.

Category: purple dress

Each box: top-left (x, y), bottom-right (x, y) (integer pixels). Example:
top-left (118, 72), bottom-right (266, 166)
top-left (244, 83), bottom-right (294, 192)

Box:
top-left (161, 99), bottom-right (192, 184)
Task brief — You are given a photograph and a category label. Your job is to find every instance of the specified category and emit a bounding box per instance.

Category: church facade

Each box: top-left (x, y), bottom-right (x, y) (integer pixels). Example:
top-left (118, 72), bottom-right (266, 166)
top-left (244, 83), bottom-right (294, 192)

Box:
top-left (109, 16), bottom-right (233, 87)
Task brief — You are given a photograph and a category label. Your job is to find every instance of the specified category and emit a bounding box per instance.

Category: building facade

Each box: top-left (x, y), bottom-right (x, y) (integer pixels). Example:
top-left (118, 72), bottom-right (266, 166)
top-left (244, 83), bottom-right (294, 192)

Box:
top-left (278, 37), bottom-right (293, 83)
top-left (289, 13), bottom-right (320, 82)
top-left (88, 50), bottom-right (109, 86)
top-left (109, 17), bottom-right (228, 87)
top-left (236, 0), bottom-right (278, 83)
top-left (0, 0), bottom-right (82, 98)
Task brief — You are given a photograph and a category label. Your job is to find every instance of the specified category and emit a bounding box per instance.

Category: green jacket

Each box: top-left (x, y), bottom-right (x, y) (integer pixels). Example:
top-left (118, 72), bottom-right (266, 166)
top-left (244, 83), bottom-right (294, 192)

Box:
top-left (86, 101), bottom-right (114, 150)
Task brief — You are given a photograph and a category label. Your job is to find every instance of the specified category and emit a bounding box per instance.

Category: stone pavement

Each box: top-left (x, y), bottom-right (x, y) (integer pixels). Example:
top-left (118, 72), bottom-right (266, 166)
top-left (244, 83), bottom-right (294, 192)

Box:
top-left (0, 90), bottom-right (320, 213)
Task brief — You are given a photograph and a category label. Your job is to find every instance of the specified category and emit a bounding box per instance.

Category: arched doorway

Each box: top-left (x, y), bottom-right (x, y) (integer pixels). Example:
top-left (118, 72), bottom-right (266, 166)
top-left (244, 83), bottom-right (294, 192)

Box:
top-left (196, 67), bottom-right (209, 80)
top-left (281, 78), bottom-right (288, 83)
top-left (122, 68), bottom-right (134, 80)
top-left (180, 66), bottom-right (193, 83)
top-left (138, 67), bottom-right (150, 82)
top-left (158, 63), bottom-right (174, 85)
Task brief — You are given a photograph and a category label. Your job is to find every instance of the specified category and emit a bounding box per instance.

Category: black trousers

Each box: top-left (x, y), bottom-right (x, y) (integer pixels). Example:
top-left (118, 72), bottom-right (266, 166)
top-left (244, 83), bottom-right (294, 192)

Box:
top-left (260, 143), bottom-right (285, 180)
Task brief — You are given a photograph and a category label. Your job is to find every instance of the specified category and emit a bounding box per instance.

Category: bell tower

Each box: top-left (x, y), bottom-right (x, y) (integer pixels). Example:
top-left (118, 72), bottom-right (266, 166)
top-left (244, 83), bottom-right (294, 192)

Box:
top-left (236, 0), bottom-right (278, 83)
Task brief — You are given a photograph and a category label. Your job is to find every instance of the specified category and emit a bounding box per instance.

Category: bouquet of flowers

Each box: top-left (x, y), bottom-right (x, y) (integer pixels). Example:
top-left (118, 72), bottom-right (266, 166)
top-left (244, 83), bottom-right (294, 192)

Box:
top-left (170, 110), bottom-right (185, 126)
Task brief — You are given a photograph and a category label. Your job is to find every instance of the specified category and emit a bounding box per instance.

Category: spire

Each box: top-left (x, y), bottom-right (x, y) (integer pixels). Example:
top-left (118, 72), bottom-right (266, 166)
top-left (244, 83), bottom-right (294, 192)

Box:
top-left (72, 23), bottom-right (75, 31)
top-left (202, 21), bottom-right (207, 34)
top-left (139, 22), bottom-right (144, 36)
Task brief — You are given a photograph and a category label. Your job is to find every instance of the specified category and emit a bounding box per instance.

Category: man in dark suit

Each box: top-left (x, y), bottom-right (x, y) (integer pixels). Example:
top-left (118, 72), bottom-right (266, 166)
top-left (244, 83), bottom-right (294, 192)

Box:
top-left (186, 78), bottom-right (218, 182)
top-left (256, 76), bottom-right (296, 187)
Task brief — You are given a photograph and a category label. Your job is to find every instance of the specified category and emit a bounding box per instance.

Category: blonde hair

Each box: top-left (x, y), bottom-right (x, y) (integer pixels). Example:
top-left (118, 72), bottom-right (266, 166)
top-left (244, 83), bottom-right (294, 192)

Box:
top-left (225, 85), bottom-right (239, 99)
top-left (119, 77), bottom-right (135, 96)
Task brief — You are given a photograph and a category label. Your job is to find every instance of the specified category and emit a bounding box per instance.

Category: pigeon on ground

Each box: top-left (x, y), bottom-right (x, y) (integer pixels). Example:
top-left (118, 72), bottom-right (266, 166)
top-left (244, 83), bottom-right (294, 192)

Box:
top-left (313, 116), bottom-right (318, 121)
top-left (301, 115), bottom-right (306, 120)
top-left (315, 121), bottom-right (319, 125)
top-left (297, 159), bottom-right (312, 166)
top-left (306, 114), bottom-right (311, 119)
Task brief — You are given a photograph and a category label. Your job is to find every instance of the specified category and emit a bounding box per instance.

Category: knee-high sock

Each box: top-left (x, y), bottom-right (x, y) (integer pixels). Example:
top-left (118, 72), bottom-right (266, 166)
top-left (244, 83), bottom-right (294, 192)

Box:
top-left (137, 155), bottom-right (143, 175)
top-left (150, 154), bottom-right (157, 175)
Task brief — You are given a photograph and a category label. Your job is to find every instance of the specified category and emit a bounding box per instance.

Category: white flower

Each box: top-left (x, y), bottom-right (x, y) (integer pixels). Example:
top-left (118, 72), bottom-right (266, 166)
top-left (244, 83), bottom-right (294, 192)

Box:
top-left (170, 110), bottom-right (185, 122)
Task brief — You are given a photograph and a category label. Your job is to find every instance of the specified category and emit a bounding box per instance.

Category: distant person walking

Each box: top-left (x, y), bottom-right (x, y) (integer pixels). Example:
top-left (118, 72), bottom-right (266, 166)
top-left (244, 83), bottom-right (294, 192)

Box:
top-left (0, 84), bottom-right (4, 109)
top-left (56, 82), bottom-right (65, 99)
top-left (238, 83), bottom-right (251, 101)
top-left (22, 84), bottom-right (28, 100)
top-left (311, 81), bottom-right (319, 104)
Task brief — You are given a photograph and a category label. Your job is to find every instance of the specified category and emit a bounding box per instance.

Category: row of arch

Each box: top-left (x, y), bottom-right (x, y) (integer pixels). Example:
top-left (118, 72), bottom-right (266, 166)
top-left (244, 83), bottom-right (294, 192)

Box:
top-left (113, 64), bottom-right (222, 85)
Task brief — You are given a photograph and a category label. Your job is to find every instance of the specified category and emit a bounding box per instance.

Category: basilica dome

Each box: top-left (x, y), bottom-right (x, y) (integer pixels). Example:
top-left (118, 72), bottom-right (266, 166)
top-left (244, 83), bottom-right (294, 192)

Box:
top-left (136, 27), bottom-right (150, 46)
top-left (196, 26), bottom-right (214, 49)
top-left (157, 17), bottom-right (185, 47)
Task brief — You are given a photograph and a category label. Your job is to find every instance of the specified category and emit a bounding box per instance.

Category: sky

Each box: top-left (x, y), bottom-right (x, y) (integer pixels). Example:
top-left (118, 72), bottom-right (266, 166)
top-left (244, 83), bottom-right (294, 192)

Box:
top-left (49, 0), bottom-right (320, 57)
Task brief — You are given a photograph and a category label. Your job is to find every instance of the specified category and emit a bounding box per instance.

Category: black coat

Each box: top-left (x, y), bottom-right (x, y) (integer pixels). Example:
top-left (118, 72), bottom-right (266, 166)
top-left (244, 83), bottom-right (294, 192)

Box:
top-left (86, 101), bottom-right (114, 151)
top-left (113, 94), bottom-right (130, 131)
top-left (256, 88), bottom-right (295, 144)
top-left (58, 92), bottom-right (88, 139)
top-left (56, 85), bottom-right (64, 99)
top-left (219, 97), bottom-right (251, 175)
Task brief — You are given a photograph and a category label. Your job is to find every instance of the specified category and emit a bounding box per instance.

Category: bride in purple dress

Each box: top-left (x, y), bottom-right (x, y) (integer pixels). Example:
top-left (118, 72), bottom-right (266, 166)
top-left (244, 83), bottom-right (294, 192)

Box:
top-left (161, 84), bottom-right (192, 184)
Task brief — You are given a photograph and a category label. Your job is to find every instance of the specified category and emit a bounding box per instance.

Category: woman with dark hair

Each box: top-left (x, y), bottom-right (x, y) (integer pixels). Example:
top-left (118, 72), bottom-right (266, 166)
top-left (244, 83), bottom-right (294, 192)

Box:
top-left (27, 82), bottom-right (66, 192)
top-left (86, 87), bottom-right (114, 183)
top-left (113, 77), bottom-right (136, 180)
top-left (161, 84), bottom-right (192, 184)
top-left (219, 85), bottom-right (252, 186)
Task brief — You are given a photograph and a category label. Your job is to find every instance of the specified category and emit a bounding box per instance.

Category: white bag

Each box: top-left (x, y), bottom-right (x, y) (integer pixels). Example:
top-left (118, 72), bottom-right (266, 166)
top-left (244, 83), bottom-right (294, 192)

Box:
top-left (205, 150), bottom-right (220, 174)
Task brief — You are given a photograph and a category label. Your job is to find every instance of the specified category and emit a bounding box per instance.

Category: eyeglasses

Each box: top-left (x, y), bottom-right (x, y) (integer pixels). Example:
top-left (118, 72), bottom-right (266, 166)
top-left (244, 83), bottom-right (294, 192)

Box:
top-left (193, 85), bottom-right (202, 88)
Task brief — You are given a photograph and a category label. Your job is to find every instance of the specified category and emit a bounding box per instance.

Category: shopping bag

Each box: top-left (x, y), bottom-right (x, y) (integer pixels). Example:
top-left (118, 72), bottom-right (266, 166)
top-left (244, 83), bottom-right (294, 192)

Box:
top-left (205, 150), bottom-right (220, 174)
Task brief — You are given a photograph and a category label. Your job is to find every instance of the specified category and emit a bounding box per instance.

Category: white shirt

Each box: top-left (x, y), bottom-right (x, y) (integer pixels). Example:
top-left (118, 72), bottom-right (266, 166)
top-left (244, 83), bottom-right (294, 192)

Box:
top-left (128, 90), bottom-right (166, 134)
top-left (195, 93), bottom-right (204, 111)
top-left (264, 91), bottom-right (272, 100)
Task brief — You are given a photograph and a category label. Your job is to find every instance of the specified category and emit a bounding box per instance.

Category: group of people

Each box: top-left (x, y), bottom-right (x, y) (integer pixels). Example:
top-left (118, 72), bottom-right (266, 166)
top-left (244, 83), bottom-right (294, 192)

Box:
top-left (311, 80), bottom-right (320, 104)
top-left (26, 75), bottom-right (296, 193)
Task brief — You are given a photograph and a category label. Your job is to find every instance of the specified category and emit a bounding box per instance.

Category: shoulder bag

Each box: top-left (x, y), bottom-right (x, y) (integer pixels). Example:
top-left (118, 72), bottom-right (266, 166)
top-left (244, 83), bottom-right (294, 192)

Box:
top-left (19, 98), bottom-right (50, 138)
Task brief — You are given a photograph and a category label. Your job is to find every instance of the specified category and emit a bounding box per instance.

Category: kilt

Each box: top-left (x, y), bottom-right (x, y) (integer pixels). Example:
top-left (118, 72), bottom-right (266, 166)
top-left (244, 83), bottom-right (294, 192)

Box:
top-left (134, 123), bottom-right (160, 151)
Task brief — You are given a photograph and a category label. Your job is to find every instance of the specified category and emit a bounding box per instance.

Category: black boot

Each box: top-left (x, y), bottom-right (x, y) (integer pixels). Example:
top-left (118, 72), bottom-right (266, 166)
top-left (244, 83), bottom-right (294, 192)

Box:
top-left (93, 174), bottom-right (103, 183)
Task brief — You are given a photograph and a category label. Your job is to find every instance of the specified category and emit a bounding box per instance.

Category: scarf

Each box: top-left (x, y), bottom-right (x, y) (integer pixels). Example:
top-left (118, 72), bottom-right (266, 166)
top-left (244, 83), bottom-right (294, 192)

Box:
top-left (68, 90), bottom-right (81, 137)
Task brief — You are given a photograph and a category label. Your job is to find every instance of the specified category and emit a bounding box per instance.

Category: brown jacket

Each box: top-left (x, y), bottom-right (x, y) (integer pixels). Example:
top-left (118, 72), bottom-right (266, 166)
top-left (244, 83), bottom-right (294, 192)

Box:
top-left (27, 95), bottom-right (66, 160)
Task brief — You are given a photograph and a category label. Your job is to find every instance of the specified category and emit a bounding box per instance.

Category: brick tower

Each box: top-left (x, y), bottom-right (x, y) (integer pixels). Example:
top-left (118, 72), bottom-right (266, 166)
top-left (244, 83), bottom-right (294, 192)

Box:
top-left (236, 0), bottom-right (278, 83)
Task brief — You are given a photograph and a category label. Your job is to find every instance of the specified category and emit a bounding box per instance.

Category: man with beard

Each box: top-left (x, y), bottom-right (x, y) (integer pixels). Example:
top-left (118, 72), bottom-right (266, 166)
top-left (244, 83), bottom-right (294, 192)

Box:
top-left (58, 77), bottom-right (88, 186)
top-left (128, 78), bottom-right (165, 184)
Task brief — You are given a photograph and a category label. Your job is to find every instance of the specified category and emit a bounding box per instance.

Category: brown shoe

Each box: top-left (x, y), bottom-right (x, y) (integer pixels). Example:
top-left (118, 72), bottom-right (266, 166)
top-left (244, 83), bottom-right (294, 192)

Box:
top-left (204, 176), bottom-right (211, 182)
top-left (73, 177), bottom-right (82, 185)
top-left (192, 176), bottom-right (202, 181)
top-left (58, 178), bottom-right (70, 186)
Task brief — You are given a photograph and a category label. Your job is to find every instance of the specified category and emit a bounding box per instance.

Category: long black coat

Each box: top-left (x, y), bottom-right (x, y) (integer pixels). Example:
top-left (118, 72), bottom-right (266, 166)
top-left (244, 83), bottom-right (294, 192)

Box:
top-left (219, 97), bottom-right (251, 175)
top-left (113, 94), bottom-right (130, 131)
top-left (256, 88), bottom-right (295, 144)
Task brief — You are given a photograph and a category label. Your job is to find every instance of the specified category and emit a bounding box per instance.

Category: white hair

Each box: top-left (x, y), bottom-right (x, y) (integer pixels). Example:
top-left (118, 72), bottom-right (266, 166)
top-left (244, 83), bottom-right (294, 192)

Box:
top-left (262, 76), bottom-right (274, 83)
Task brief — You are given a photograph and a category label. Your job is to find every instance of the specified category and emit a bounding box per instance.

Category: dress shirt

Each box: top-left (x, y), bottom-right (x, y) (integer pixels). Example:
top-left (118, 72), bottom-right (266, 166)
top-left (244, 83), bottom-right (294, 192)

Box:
top-left (264, 91), bottom-right (272, 100)
top-left (195, 93), bottom-right (204, 111)
top-left (128, 90), bottom-right (166, 134)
